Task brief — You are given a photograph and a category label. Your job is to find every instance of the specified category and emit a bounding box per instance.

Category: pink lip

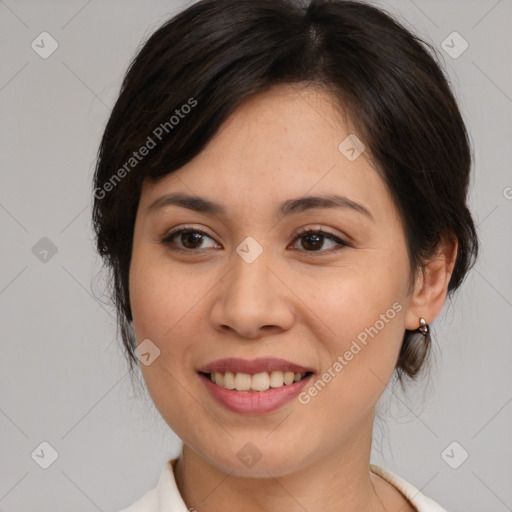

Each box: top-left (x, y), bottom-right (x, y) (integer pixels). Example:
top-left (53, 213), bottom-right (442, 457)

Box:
top-left (198, 372), bottom-right (313, 414)
top-left (198, 357), bottom-right (314, 375)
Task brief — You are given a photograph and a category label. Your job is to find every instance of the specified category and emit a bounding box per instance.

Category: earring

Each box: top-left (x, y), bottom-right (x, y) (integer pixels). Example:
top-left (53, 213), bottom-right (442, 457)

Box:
top-left (417, 317), bottom-right (429, 336)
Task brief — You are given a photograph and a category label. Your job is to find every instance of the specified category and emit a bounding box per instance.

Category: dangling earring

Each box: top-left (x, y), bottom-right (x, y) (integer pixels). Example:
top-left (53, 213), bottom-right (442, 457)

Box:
top-left (417, 317), bottom-right (429, 336)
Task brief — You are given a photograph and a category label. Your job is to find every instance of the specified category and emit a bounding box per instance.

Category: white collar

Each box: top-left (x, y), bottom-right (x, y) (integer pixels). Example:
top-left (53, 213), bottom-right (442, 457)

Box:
top-left (370, 464), bottom-right (448, 512)
top-left (120, 459), bottom-right (448, 512)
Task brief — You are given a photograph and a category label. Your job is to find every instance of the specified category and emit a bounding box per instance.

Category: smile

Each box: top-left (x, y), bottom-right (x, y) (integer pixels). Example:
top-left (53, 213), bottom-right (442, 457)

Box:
top-left (197, 357), bottom-right (315, 414)
top-left (201, 370), bottom-right (312, 392)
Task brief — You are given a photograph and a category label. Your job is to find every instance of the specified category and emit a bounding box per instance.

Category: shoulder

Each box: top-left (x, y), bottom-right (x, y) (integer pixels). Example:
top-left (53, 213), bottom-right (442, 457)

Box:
top-left (370, 464), bottom-right (449, 512)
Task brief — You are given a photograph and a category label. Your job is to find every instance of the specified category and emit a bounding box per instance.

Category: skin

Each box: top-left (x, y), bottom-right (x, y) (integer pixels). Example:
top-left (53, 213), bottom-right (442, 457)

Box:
top-left (129, 83), bottom-right (457, 512)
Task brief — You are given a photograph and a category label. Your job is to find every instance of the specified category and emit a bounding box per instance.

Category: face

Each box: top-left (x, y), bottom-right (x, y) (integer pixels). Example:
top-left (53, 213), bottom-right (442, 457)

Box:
top-left (129, 83), bottom-right (415, 477)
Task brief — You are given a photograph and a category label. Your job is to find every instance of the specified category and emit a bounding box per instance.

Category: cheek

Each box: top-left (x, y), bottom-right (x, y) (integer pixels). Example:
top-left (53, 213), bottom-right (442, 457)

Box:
top-left (305, 259), bottom-right (404, 336)
top-left (294, 272), bottom-right (406, 437)
top-left (129, 265), bottom-right (168, 341)
top-left (295, 252), bottom-right (408, 384)
top-left (128, 250), bottom-right (215, 396)
top-left (129, 247), bottom-right (203, 342)
top-left (129, 251), bottom-right (211, 435)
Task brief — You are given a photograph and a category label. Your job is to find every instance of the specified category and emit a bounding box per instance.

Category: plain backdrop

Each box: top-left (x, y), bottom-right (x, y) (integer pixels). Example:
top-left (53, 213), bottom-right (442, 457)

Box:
top-left (1, 0), bottom-right (511, 511)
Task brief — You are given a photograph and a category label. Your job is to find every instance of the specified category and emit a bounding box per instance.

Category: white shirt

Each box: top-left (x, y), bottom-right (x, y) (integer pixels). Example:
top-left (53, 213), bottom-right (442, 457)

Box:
top-left (119, 459), bottom-right (448, 512)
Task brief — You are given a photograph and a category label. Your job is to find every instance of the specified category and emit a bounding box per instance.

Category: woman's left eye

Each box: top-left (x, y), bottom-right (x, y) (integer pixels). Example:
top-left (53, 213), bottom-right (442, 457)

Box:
top-left (160, 226), bottom-right (348, 254)
top-left (289, 228), bottom-right (348, 254)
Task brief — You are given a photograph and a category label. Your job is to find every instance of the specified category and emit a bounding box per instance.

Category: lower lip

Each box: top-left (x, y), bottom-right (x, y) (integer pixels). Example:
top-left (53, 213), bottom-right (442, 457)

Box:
top-left (198, 373), bottom-right (313, 414)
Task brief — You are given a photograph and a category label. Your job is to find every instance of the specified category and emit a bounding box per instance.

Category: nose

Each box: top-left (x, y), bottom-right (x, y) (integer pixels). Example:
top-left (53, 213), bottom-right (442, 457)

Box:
top-left (209, 247), bottom-right (295, 339)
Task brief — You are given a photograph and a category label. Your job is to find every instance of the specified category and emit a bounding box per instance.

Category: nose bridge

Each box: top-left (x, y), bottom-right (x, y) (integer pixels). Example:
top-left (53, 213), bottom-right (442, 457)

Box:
top-left (210, 238), bottom-right (293, 337)
top-left (228, 241), bottom-right (273, 312)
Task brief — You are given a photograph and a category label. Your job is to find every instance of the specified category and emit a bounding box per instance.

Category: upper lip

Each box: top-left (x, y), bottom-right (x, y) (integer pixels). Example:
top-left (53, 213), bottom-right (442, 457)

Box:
top-left (198, 357), bottom-right (314, 375)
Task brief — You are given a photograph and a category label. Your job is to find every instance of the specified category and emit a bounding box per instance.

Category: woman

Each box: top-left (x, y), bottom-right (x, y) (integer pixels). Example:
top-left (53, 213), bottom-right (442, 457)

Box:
top-left (92, 0), bottom-right (479, 510)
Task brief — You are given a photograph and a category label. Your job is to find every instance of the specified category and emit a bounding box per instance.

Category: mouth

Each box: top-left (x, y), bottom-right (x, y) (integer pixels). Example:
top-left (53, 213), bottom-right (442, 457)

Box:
top-left (196, 357), bottom-right (315, 414)
top-left (198, 370), bottom-right (314, 392)
top-left (197, 370), bottom-right (314, 415)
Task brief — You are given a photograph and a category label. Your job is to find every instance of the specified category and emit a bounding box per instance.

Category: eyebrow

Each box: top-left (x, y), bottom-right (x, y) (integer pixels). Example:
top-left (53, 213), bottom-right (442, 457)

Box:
top-left (148, 192), bottom-right (374, 222)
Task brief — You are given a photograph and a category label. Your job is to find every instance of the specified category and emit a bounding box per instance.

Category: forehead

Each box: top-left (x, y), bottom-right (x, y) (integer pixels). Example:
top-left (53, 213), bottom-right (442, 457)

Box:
top-left (139, 84), bottom-right (395, 223)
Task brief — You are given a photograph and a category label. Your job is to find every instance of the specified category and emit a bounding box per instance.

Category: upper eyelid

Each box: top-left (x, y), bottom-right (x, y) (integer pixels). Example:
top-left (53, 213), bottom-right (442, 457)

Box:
top-left (162, 226), bottom-right (215, 243)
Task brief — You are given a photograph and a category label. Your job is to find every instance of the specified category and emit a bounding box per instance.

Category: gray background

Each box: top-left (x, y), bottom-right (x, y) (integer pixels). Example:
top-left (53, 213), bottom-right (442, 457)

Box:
top-left (1, 0), bottom-right (511, 510)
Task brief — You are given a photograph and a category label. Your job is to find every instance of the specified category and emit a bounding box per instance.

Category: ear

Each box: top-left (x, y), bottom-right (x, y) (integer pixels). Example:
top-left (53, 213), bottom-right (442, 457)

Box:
top-left (404, 235), bottom-right (459, 331)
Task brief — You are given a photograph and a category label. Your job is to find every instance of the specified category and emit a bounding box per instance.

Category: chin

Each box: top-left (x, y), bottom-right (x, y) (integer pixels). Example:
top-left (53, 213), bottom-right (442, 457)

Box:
top-left (196, 439), bottom-right (316, 479)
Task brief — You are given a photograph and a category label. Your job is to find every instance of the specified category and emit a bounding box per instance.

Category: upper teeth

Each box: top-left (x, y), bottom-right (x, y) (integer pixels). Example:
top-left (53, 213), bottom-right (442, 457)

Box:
top-left (209, 371), bottom-right (305, 392)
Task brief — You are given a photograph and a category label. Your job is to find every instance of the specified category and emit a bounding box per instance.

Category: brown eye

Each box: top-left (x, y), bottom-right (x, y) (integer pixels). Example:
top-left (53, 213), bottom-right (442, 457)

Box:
top-left (161, 227), bottom-right (218, 252)
top-left (179, 231), bottom-right (204, 249)
top-left (291, 228), bottom-right (348, 254)
top-left (300, 232), bottom-right (323, 251)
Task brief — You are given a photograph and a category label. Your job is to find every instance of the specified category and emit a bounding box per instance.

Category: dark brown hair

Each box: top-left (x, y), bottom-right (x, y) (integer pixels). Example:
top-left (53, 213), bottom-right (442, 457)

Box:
top-left (92, 0), bottom-right (479, 385)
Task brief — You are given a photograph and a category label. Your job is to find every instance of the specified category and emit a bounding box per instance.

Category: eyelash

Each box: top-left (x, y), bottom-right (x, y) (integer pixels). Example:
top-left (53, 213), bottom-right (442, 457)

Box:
top-left (160, 225), bottom-right (349, 256)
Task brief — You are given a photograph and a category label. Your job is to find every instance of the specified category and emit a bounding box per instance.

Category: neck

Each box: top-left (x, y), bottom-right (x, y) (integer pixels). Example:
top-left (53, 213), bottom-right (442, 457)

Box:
top-left (174, 415), bottom-right (386, 512)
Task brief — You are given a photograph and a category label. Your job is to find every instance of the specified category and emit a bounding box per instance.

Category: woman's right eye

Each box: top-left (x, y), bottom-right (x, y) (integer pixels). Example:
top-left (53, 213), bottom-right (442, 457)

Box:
top-left (161, 227), bottom-right (219, 252)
